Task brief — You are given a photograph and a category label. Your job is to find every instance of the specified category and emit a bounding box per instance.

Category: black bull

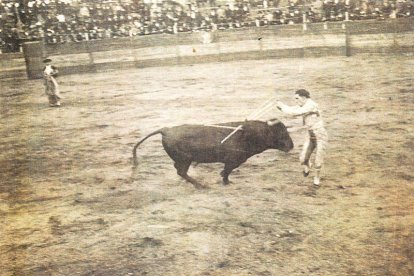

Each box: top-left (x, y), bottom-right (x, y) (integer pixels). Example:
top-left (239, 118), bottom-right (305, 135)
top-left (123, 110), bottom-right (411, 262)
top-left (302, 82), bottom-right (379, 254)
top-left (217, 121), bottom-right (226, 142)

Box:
top-left (132, 120), bottom-right (294, 188)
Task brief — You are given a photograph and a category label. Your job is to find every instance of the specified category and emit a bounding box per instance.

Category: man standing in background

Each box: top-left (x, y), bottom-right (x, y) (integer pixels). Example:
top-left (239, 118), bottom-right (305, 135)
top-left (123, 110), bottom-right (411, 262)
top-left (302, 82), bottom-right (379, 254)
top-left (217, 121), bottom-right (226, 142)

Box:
top-left (43, 58), bottom-right (62, 107)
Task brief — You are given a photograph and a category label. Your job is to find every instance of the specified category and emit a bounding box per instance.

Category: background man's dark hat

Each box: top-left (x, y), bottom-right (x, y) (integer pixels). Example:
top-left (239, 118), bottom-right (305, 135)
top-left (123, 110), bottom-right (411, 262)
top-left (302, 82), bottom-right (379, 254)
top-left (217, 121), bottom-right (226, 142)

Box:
top-left (43, 58), bottom-right (52, 63)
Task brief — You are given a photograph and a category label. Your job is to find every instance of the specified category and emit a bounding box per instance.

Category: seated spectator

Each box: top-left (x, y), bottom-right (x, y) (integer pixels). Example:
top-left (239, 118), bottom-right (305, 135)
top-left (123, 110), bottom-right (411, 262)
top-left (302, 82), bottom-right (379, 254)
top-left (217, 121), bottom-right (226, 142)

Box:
top-left (1, 0), bottom-right (413, 52)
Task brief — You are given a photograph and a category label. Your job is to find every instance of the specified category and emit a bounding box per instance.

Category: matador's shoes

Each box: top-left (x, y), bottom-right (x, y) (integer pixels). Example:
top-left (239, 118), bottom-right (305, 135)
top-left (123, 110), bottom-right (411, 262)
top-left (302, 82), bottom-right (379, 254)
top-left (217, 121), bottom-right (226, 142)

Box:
top-left (303, 168), bottom-right (310, 177)
top-left (302, 164), bottom-right (312, 177)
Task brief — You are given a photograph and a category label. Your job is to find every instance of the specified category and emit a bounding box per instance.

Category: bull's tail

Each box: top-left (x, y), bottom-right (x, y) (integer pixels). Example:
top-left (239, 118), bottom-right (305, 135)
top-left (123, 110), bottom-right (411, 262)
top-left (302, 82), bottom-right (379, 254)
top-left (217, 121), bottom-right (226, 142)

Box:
top-left (132, 128), bottom-right (165, 166)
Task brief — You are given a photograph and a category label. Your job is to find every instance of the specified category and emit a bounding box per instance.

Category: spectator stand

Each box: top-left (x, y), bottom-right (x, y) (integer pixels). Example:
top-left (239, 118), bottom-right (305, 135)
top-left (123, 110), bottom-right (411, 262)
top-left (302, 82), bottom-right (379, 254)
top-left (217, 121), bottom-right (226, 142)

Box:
top-left (1, 0), bottom-right (413, 53)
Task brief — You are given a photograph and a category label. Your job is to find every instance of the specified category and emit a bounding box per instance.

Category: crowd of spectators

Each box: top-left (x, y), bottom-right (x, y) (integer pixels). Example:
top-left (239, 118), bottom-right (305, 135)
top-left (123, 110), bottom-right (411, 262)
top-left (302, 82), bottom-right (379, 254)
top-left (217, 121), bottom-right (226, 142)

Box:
top-left (1, 0), bottom-right (413, 53)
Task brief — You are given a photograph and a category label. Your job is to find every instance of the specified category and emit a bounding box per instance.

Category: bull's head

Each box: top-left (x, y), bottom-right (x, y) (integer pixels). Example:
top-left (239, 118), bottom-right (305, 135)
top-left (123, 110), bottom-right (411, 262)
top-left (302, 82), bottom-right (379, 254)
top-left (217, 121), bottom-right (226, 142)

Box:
top-left (267, 119), bottom-right (294, 152)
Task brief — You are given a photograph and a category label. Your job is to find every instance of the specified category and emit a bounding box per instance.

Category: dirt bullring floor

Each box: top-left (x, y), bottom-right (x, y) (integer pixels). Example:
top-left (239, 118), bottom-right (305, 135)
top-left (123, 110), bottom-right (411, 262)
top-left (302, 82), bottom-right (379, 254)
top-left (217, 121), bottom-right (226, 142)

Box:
top-left (1, 55), bottom-right (413, 275)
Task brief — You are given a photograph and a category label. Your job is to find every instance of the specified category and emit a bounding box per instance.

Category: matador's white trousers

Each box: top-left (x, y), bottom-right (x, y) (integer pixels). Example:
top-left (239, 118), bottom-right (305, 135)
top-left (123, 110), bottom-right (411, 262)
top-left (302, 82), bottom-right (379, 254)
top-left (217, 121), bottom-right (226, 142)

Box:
top-left (300, 127), bottom-right (328, 169)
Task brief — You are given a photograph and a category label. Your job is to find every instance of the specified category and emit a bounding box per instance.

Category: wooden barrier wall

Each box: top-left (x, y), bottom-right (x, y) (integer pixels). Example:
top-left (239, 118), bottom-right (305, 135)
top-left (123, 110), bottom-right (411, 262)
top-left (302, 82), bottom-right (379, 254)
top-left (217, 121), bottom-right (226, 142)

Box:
top-left (19, 18), bottom-right (414, 79)
top-left (0, 52), bottom-right (26, 79)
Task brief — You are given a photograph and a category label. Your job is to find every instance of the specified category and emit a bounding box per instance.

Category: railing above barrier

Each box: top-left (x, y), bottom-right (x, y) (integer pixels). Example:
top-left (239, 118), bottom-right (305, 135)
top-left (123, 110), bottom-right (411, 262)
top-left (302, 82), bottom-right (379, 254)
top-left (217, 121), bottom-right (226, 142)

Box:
top-left (21, 18), bottom-right (414, 79)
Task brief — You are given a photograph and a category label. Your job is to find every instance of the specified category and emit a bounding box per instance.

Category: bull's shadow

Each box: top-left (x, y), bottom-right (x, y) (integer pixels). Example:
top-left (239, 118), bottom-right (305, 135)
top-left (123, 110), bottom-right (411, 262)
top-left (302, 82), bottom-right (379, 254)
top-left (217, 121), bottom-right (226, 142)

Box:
top-left (131, 157), bottom-right (208, 189)
top-left (132, 120), bottom-right (293, 189)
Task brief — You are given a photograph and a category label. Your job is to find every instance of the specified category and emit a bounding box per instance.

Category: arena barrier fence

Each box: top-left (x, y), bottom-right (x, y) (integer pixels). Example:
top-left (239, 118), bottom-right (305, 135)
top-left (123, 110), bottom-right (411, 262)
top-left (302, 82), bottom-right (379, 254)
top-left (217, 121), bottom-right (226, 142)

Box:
top-left (20, 18), bottom-right (414, 79)
top-left (0, 52), bottom-right (26, 79)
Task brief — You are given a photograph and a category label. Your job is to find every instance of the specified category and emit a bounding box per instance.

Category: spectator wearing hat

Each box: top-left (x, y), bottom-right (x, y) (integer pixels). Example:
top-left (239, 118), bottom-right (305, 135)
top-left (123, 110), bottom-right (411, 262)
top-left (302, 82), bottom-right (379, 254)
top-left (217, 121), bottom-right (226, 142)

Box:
top-left (42, 58), bottom-right (62, 107)
top-left (275, 89), bottom-right (328, 186)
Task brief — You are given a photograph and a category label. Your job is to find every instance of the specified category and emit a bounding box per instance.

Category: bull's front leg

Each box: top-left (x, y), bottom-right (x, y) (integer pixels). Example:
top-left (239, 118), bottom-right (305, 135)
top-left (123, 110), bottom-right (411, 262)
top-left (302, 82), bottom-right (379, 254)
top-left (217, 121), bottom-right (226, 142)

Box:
top-left (220, 162), bottom-right (241, 185)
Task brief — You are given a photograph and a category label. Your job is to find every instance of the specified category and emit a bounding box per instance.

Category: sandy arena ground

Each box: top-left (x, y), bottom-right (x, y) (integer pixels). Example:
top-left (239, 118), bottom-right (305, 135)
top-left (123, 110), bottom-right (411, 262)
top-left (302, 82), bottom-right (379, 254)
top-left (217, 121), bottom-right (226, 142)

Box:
top-left (1, 55), bottom-right (413, 276)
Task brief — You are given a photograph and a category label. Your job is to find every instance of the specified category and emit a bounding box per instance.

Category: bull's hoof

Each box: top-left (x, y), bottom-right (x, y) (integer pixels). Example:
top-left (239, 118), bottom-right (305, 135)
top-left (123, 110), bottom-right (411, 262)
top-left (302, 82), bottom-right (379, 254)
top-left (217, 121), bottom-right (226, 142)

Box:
top-left (190, 180), bottom-right (209, 190)
top-left (183, 175), bottom-right (207, 189)
top-left (303, 170), bottom-right (310, 177)
top-left (194, 183), bottom-right (209, 190)
top-left (222, 179), bottom-right (231, 185)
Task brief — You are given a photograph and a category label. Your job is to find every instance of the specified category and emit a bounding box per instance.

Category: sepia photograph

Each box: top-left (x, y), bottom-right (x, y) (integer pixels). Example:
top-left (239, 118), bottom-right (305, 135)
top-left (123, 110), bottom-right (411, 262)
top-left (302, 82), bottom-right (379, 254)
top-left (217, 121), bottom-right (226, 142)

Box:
top-left (1, 0), bottom-right (413, 275)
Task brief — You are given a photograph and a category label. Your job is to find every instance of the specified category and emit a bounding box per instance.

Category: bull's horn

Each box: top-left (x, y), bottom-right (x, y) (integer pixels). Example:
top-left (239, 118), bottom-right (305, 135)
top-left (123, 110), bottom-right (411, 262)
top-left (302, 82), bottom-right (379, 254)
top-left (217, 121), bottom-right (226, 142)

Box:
top-left (267, 118), bottom-right (280, 126)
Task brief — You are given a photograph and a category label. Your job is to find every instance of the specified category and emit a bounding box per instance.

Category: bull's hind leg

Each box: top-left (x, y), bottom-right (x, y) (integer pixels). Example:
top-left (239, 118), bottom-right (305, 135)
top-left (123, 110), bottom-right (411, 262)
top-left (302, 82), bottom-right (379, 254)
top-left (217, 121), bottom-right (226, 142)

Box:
top-left (174, 160), bottom-right (204, 189)
top-left (220, 163), bottom-right (241, 185)
top-left (174, 160), bottom-right (190, 178)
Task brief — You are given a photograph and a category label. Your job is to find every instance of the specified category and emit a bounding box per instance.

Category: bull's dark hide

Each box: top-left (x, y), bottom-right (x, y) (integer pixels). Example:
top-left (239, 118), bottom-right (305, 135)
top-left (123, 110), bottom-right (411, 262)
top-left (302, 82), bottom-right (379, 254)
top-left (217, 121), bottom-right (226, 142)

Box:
top-left (133, 120), bottom-right (293, 188)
